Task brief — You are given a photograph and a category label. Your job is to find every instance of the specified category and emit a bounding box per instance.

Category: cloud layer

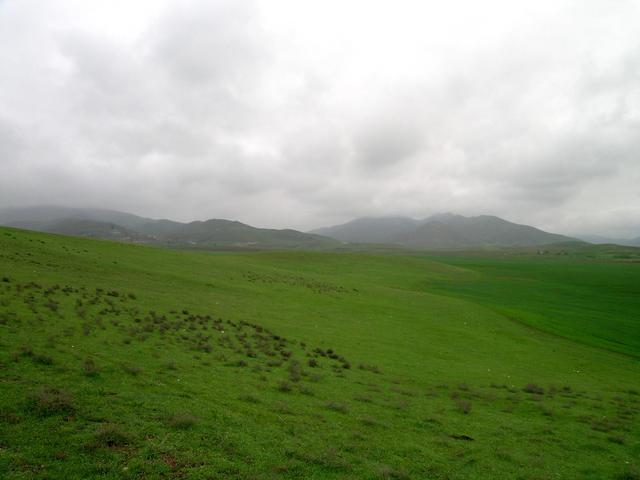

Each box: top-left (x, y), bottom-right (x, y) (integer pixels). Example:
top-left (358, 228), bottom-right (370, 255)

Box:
top-left (1, 0), bottom-right (639, 236)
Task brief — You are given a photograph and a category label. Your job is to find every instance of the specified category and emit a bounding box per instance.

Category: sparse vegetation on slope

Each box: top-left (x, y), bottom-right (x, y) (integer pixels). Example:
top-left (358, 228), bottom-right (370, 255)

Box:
top-left (0, 226), bottom-right (638, 479)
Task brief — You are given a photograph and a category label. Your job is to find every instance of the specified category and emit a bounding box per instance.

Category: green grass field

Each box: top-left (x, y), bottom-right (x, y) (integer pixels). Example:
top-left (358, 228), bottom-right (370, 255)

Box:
top-left (1, 226), bottom-right (639, 479)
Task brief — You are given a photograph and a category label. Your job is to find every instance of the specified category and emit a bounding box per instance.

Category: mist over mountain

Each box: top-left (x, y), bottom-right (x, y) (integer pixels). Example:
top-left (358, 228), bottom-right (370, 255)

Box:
top-left (312, 213), bottom-right (578, 248)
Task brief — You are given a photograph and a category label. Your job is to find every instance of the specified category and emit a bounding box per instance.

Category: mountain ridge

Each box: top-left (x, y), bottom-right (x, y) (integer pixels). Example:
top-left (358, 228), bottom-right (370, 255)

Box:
top-left (0, 206), bottom-right (338, 250)
top-left (312, 213), bottom-right (579, 248)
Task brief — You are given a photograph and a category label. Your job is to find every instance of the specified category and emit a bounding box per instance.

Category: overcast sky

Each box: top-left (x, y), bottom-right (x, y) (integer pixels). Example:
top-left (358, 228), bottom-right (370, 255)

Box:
top-left (1, 0), bottom-right (639, 237)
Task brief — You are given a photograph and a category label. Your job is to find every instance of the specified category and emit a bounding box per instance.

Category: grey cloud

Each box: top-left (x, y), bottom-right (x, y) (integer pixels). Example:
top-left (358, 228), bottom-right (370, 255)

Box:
top-left (0, 0), bottom-right (639, 235)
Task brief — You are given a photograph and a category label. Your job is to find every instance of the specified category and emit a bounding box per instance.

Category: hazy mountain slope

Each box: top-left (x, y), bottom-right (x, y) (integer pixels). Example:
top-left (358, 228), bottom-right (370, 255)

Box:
top-left (311, 216), bottom-right (421, 243)
top-left (159, 219), bottom-right (340, 248)
top-left (315, 214), bottom-right (577, 248)
top-left (43, 219), bottom-right (155, 242)
top-left (577, 234), bottom-right (640, 247)
top-left (403, 214), bottom-right (575, 248)
top-left (0, 206), bottom-right (153, 231)
top-left (0, 206), bottom-right (339, 249)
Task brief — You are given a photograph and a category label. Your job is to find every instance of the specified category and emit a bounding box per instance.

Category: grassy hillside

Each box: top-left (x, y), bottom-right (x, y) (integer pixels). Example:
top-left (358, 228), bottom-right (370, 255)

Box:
top-left (0, 227), bottom-right (638, 479)
top-left (421, 254), bottom-right (640, 357)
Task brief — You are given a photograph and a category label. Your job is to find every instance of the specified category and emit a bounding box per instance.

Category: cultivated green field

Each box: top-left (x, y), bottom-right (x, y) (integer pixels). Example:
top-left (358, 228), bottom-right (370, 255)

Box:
top-left (0, 226), bottom-right (639, 479)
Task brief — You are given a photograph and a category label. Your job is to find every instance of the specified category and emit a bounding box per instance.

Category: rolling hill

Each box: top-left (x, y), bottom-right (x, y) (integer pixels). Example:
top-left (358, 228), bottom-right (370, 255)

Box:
top-left (0, 226), bottom-right (638, 479)
top-left (313, 213), bottom-right (578, 248)
top-left (0, 206), bottom-right (339, 250)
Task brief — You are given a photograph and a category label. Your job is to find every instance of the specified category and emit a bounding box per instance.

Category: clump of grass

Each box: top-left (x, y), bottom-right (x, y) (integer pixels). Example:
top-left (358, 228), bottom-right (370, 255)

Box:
top-left (240, 394), bottom-right (261, 404)
top-left (523, 383), bottom-right (545, 395)
top-left (235, 359), bottom-right (248, 367)
top-left (277, 380), bottom-right (292, 393)
top-left (163, 361), bottom-right (177, 371)
top-left (18, 344), bottom-right (34, 358)
top-left (360, 416), bottom-right (379, 427)
top-left (358, 363), bottom-right (381, 374)
top-left (615, 468), bottom-right (640, 480)
top-left (27, 387), bottom-right (75, 417)
top-left (33, 353), bottom-right (54, 365)
top-left (83, 357), bottom-right (99, 377)
top-left (308, 358), bottom-right (319, 368)
top-left (298, 385), bottom-right (314, 396)
top-left (607, 435), bottom-right (625, 445)
top-left (540, 406), bottom-right (555, 417)
top-left (121, 364), bottom-right (141, 376)
top-left (89, 423), bottom-right (133, 448)
top-left (354, 394), bottom-right (373, 403)
top-left (315, 447), bottom-right (350, 471)
top-left (455, 399), bottom-right (472, 414)
top-left (288, 361), bottom-right (302, 382)
top-left (325, 401), bottom-right (349, 414)
top-left (273, 401), bottom-right (293, 415)
top-left (167, 412), bottom-right (198, 429)
top-left (378, 465), bottom-right (410, 479)
top-left (0, 407), bottom-right (22, 425)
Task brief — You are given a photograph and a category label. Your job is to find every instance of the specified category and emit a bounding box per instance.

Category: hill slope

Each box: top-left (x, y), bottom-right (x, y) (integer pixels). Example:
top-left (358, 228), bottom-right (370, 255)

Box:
top-left (578, 234), bottom-right (640, 247)
top-left (0, 227), bottom-right (638, 479)
top-left (0, 206), bottom-right (339, 250)
top-left (313, 213), bottom-right (577, 248)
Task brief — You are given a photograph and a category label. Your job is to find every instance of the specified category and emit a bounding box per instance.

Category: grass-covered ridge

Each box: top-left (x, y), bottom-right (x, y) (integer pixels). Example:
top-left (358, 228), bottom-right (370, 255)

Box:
top-left (0, 226), bottom-right (639, 479)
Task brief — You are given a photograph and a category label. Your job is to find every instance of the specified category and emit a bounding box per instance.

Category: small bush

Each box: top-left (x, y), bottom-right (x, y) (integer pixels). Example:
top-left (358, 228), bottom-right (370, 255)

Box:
top-left (27, 387), bottom-right (75, 417)
top-left (308, 358), bottom-right (319, 368)
top-left (167, 413), bottom-right (198, 429)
